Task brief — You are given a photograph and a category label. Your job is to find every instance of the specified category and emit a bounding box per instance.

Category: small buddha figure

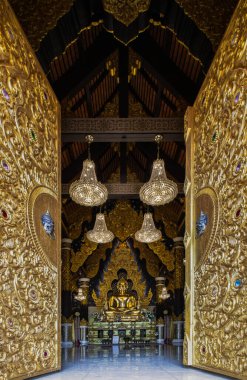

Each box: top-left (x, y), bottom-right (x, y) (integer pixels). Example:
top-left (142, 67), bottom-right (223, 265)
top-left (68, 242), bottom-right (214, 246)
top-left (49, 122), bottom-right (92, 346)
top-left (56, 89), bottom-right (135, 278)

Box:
top-left (105, 278), bottom-right (140, 321)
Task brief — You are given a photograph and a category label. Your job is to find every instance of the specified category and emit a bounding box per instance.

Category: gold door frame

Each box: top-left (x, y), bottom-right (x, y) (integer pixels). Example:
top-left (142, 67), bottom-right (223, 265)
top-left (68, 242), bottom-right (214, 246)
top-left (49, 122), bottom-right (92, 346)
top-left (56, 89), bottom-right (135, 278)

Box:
top-left (184, 0), bottom-right (247, 378)
top-left (0, 1), bottom-right (61, 378)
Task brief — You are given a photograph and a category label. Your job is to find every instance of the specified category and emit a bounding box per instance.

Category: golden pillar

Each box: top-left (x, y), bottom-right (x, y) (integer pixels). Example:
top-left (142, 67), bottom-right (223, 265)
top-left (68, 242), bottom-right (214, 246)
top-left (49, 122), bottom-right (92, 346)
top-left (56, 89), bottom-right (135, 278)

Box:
top-left (173, 237), bottom-right (185, 318)
top-left (61, 238), bottom-right (74, 346)
top-left (62, 238), bottom-right (73, 292)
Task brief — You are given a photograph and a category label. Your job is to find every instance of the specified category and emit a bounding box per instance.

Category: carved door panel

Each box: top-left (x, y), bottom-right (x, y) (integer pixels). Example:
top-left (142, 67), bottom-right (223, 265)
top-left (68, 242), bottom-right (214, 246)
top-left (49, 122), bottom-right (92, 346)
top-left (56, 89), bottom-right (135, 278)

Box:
top-left (0, 1), bottom-right (61, 379)
top-left (183, 1), bottom-right (246, 379)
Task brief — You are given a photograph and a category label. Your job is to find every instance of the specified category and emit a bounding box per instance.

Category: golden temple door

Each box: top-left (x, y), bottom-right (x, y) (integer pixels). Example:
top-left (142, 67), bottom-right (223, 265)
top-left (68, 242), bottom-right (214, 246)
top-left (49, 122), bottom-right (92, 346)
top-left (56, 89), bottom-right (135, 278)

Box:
top-left (0, 1), bottom-right (61, 379)
top-left (183, 0), bottom-right (246, 379)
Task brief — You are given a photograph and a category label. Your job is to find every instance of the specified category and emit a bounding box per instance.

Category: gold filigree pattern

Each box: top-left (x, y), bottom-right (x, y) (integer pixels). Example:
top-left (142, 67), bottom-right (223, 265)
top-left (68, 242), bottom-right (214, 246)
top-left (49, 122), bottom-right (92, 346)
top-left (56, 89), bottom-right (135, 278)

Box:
top-left (134, 241), bottom-right (161, 278)
top-left (10, 0), bottom-right (75, 50)
top-left (92, 242), bottom-right (152, 308)
top-left (174, 0), bottom-right (237, 50)
top-left (185, 1), bottom-right (247, 377)
top-left (70, 239), bottom-right (97, 273)
top-left (148, 241), bottom-right (175, 272)
top-left (107, 201), bottom-right (143, 241)
top-left (103, 0), bottom-right (151, 27)
top-left (83, 243), bottom-right (111, 279)
top-left (0, 0), bottom-right (60, 378)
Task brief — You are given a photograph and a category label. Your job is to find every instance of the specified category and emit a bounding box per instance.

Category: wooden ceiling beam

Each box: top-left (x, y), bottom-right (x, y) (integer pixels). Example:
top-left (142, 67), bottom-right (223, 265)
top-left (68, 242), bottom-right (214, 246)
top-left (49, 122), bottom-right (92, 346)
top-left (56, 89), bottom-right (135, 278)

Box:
top-left (62, 117), bottom-right (184, 142)
top-left (95, 86), bottom-right (118, 117)
top-left (128, 151), bottom-right (148, 182)
top-left (138, 68), bottom-right (177, 114)
top-left (119, 46), bottom-right (129, 117)
top-left (51, 31), bottom-right (118, 101)
top-left (129, 85), bottom-right (154, 116)
top-left (62, 182), bottom-right (184, 198)
top-left (131, 34), bottom-right (201, 104)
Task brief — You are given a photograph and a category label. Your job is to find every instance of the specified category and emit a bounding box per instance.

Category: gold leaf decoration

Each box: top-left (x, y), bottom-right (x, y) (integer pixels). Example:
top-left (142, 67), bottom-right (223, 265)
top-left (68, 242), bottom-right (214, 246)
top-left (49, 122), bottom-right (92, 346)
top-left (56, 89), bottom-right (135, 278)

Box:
top-left (93, 242), bottom-right (152, 308)
top-left (174, 0), bottom-right (237, 50)
top-left (0, 0), bottom-right (60, 377)
top-left (103, 0), bottom-right (151, 27)
top-left (10, 0), bottom-right (75, 50)
top-left (184, 1), bottom-right (247, 377)
top-left (148, 241), bottom-right (175, 272)
top-left (70, 238), bottom-right (97, 273)
top-left (134, 241), bottom-right (161, 278)
top-left (107, 201), bottom-right (143, 241)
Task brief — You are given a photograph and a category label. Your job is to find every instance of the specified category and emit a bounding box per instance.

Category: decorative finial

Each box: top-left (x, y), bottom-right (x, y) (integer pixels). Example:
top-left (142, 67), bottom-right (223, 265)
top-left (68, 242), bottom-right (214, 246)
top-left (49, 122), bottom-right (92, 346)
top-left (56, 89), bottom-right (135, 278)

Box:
top-left (85, 135), bottom-right (94, 144)
top-left (154, 135), bottom-right (163, 144)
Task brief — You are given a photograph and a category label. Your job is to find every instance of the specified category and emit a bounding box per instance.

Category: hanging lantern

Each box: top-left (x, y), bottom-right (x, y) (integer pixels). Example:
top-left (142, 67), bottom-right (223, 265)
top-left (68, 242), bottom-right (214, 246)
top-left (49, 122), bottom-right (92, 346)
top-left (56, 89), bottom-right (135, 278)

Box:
top-left (69, 135), bottom-right (108, 207)
top-left (139, 135), bottom-right (178, 206)
top-left (135, 212), bottom-right (161, 243)
top-left (86, 213), bottom-right (114, 244)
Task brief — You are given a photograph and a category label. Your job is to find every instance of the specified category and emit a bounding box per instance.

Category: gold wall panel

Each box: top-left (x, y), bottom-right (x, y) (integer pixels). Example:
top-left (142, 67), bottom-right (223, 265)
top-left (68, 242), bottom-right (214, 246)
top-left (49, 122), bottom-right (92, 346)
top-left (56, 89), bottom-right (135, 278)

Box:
top-left (92, 243), bottom-right (152, 308)
top-left (0, 1), bottom-right (61, 378)
top-left (184, 0), bottom-right (247, 378)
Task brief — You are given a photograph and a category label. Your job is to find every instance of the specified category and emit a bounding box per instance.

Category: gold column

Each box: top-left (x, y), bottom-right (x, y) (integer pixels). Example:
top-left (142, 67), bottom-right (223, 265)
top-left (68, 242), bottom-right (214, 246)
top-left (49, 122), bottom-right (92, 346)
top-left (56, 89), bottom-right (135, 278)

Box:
top-left (173, 237), bottom-right (185, 291)
top-left (62, 238), bottom-right (73, 292)
top-left (173, 237), bottom-right (185, 319)
top-left (61, 239), bottom-right (74, 347)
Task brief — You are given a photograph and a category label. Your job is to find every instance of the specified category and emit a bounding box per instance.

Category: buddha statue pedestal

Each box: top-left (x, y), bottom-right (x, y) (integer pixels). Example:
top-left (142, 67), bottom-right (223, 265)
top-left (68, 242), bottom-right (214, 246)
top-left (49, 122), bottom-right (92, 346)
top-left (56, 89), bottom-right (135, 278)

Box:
top-left (105, 310), bottom-right (140, 322)
top-left (104, 278), bottom-right (141, 322)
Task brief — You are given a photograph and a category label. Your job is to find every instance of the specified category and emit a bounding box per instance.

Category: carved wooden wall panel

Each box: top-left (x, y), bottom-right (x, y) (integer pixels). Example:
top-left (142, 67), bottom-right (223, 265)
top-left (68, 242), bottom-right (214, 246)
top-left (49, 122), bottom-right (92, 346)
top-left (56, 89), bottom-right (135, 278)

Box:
top-left (0, 1), bottom-right (61, 378)
top-left (184, 1), bottom-right (247, 378)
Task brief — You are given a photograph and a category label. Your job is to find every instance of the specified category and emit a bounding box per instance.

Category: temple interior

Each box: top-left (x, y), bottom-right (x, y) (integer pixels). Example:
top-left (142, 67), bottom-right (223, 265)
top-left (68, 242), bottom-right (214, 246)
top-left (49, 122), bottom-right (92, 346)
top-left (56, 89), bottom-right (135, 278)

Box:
top-left (1, 0), bottom-right (246, 379)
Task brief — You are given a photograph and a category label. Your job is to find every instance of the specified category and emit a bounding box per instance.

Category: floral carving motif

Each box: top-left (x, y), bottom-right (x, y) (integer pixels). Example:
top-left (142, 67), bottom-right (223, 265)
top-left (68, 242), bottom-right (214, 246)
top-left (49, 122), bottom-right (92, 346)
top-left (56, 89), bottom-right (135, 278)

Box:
top-left (185, 1), bottom-right (247, 377)
top-left (103, 0), bottom-right (151, 26)
top-left (0, 1), bottom-right (60, 378)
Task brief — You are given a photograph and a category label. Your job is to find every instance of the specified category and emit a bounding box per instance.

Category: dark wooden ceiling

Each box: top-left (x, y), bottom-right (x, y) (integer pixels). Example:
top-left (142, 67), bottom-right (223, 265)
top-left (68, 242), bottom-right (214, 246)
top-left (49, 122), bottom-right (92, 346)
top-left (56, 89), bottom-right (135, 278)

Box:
top-left (10, 0), bottom-right (238, 235)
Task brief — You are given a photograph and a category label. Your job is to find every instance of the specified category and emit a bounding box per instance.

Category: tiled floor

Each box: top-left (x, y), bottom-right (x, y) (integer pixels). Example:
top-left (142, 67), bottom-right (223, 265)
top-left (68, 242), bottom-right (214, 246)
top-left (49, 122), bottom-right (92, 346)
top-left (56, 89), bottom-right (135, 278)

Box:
top-left (34, 345), bottom-right (232, 380)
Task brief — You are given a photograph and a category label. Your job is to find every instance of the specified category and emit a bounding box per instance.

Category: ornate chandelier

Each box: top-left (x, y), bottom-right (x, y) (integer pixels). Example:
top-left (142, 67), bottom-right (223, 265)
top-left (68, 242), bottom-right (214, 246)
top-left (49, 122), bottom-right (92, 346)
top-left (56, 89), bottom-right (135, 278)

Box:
top-left (69, 135), bottom-right (108, 207)
top-left (139, 135), bottom-right (178, 206)
top-left (86, 213), bottom-right (114, 244)
top-left (135, 212), bottom-right (161, 243)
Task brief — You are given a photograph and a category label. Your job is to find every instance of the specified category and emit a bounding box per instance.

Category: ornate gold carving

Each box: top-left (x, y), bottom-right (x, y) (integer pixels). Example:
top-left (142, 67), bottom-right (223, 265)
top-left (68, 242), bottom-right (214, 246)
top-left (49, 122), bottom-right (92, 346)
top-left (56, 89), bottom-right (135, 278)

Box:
top-left (70, 239), bottom-right (97, 273)
top-left (62, 182), bottom-right (184, 196)
top-left (173, 243), bottom-right (185, 290)
top-left (62, 240), bottom-right (72, 291)
top-left (187, 1), bottom-right (247, 377)
top-left (107, 201), bottom-right (143, 241)
top-left (134, 241), bottom-right (161, 278)
top-left (174, 0), bottom-right (237, 50)
top-left (92, 242), bottom-right (152, 308)
top-left (10, 0), bottom-right (75, 50)
top-left (0, 0), bottom-right (60, 378)
top-left (62, 117), bottom-right (184, 134)
top-left (194, 187), bottom-right (219, 269)
top-left (103, 0), bottom-right (151, 26)
top-left (129, 93), bottom-right (148, 117)
top-left (27, 186), bottom-right (59, 270)
top-left (83, 244), bottom-right (110, 278)
top-left (183, 177), bottom-right (191, 195)
top-left (101, 94), bottom-right (119, 118)
top-left (148, 241), bottom-right (175, 272)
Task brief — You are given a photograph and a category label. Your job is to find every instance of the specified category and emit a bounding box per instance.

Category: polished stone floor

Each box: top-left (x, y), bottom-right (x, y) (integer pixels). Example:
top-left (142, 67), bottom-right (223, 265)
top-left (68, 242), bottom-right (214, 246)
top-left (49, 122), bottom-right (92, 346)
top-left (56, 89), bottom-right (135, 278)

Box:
top-left (34, 345), bottom-right (232, 380)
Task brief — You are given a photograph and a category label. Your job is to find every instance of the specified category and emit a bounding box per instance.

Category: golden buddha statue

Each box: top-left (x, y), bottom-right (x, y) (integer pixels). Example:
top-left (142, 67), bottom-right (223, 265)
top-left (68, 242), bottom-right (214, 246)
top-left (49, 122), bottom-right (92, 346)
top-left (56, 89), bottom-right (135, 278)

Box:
top-left (104, 278), bottom-right (141, 321)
